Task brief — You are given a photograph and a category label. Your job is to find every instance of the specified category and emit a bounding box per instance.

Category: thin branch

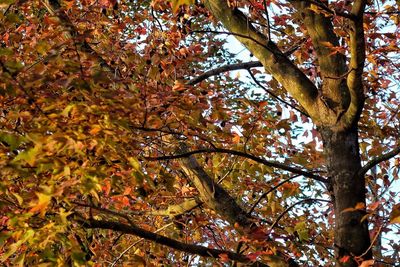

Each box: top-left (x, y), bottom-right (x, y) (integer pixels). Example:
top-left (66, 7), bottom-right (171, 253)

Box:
top-left (72, 201), bottom-right (134, 224)
top-left (262, 0), bottom-right (271, 40)
top-left (247, 70), bottom-right (310, 117)
top-left (269, 198), bottom-right (330, 230)
top-left (187, 61), bottom-right (263, 86)
top-left (356, 224), bottom-right (383, 260)
top-left (186, 37), bottom-right (302, 86)
top-left (358, 145), bottom-right (400, 178)
top-left (248, 175), bottom-right (301, 215)
top-left (79, 218), bottom-right (268, 266)
top-left (145, 148), bottom-right (327, 183)
top-left (110, 222), bottom-right (174, 267)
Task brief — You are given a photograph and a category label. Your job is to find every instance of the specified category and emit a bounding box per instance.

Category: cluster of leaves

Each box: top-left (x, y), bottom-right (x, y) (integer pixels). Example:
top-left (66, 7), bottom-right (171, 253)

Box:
top-left (0, 0), bottom-right (399, 266)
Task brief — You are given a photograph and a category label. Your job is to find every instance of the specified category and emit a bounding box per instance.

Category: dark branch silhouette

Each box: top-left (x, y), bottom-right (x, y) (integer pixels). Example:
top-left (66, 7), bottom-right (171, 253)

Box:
top-left (358, 145), bottom-right (400, 178)
top-left (269, 198), bottom-right (330, 230)
top-left (145, 148), bottom-right (327, 183)
top-left (79, 218), bottom-right (268, 266)
top-left (187, 61), bottom-right (263, 85)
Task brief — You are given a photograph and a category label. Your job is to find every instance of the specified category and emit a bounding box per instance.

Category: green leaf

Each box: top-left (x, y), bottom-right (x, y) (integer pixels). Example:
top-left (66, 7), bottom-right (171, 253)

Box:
top-left (11, 192), bottom-right (23, 205)
top-left (0, 131), bottom-right (25, 150)
top-left (4, 60), bottom-right (24, 74)
top-left (13, 144), bottom-right (42, 166)
top-left (0, 48), bottom-right (13, 56)
top-left (294, 221), bottom-right (309, 242)
top-left (0, 0), bottom-right (16, 5)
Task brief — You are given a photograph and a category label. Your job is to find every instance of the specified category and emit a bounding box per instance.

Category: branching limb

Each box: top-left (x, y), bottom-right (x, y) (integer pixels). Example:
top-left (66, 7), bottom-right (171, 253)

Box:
top-left (78, 218), bottom-right (268, 266)
top-left (358, 145), bottom-right (400, 178)
top-left (203, 0), bottom-right (323, 120)
top-left (291, 0), bottom-right (349, 124)
top-left (145, 147), bottom-right (327, 183)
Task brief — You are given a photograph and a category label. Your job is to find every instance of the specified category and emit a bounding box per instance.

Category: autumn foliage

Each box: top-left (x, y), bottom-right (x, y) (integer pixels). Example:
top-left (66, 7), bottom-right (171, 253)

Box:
top-left (0, 0), bottom-right (399, 266)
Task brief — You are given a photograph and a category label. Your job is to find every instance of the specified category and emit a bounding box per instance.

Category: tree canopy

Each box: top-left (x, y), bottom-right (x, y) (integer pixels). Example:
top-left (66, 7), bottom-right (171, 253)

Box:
top-left (0, 0), bottom-right (400, 266)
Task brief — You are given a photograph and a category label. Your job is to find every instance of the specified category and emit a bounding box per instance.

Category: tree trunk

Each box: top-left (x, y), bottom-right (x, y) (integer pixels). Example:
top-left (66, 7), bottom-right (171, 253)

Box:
top-left (321, 126), bottom-right (372, 266)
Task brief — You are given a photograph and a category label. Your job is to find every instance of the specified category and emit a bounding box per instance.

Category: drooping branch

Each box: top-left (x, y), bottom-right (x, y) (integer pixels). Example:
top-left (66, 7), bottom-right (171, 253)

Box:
top-left (187, 61), bottom-right (263, 85)
top-left (79, 218), bottom-right (268, 266)
top-left (203, 0), bottom-right (326, 121)
top-left (145, 148), bottom-right (327, 183)
top-left (357, 145), bottom-right (400, 178)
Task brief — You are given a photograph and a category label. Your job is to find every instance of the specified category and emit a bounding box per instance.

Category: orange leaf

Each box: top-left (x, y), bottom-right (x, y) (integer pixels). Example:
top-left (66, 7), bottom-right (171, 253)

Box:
top-left (340, 255), bottom-right (350, 263)
top-left (218, 253), bottom-right (229, 263)
top-left (30, 193), bottom-right (52, 217)
top-left (359, 259), bottom-right (375, 267)
top-left (232, 134), bottom-right (240, 144)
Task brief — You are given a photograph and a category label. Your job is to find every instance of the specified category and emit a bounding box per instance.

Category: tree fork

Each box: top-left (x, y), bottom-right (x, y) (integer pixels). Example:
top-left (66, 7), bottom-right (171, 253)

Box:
top-left (321, 126), bottom-right (372, 266)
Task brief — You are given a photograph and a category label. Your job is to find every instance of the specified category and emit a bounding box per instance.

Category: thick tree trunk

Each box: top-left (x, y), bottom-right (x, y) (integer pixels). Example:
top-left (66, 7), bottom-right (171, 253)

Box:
top-left (321, 126), bottom-right (372, 266)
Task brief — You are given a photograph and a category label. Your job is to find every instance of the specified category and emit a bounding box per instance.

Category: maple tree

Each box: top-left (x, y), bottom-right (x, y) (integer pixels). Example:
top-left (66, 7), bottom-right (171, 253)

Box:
top-left (1, 0), bottom-right (400, 266)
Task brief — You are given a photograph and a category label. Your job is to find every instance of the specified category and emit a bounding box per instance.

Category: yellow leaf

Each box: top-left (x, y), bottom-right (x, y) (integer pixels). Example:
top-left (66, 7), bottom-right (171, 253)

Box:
top-left (170, 0), bottom-right (194, 13)
top-left (59, 208), bottom-right (73, 224)
top-left (11, 192), bottom-right (23, 205)
top-left (30, 192), bottom-right (52, 217)
top-left (128, 157), bottom-right (141, 170)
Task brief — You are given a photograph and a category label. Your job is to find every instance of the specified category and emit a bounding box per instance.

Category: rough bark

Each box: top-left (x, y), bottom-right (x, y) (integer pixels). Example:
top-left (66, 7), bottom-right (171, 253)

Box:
top-left (321, 127), bottom-right (372, 266)
top-left (178, 144), bottom-right (256, 232)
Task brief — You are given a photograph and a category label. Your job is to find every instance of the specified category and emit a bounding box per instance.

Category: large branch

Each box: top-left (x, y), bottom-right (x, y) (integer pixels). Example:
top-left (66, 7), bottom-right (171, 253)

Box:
top-left (177, 144), bottom-right (256, 232)
top-left (342, 0), bottom-right (367, 126)
top-left (145, 147), bottom-right (327, 183)
top-left (79, 218), bottom-right (268, 266)
top-left (203, 0), bottom-right (330, 122)
top-left (291, 0), bottom-right (350, 120)
top-left (357, 145), bottom-right (400, 178)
